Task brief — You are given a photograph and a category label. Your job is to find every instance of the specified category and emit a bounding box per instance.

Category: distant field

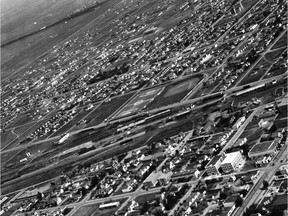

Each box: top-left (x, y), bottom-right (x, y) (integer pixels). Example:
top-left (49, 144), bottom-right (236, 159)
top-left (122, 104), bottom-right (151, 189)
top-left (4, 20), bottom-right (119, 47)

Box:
top-left (1, 0), bottom-right (121, 79)
top-left (1, 0), bottom-right (107, 45)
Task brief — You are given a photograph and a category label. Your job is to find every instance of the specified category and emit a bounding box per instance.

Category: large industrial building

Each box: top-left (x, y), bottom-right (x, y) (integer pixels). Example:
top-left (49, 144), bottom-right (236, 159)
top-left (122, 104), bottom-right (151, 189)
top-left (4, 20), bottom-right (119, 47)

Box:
top-left (220, 151), bottom-right (245, 173)
top-left (206, 151), bottom-right (245, 175)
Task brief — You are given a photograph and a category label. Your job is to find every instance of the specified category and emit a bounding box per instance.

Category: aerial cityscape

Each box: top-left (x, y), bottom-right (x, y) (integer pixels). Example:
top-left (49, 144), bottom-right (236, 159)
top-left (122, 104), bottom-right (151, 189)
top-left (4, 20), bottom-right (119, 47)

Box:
top-left (0, 0), bottom-right (287, 215)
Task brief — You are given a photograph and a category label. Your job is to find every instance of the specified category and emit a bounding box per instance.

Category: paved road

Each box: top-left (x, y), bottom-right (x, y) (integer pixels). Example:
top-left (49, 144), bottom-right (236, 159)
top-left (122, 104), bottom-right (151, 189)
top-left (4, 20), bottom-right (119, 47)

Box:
top-left (233, 144), bottom-right (288, 216)
top-left (232, 96), bottom-right (288, 216)
top-left (220, 108), bottom-right (258, 154)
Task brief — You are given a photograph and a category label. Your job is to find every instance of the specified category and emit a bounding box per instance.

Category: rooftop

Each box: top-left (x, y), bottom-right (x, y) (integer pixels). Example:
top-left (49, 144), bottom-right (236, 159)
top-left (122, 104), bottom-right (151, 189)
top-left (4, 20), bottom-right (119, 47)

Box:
top-left (221, 151), bottom-right (241, 165)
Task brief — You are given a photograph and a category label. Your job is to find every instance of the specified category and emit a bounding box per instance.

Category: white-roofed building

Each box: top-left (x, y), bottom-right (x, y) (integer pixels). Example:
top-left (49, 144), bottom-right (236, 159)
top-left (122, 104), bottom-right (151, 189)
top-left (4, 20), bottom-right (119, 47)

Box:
top-left (220, 151), bottom-right (244, 173)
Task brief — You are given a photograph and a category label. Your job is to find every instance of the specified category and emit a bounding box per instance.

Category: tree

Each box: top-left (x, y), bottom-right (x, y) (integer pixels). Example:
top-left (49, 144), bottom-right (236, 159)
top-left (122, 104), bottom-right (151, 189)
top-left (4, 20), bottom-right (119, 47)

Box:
top-left (141, 201), bottom-right (150, 215)
top-left (235, 195), bottom-right (243, 207)
top-left (160, 187), bottom-right (166, 193)
top-left (37, 192), bottom-right (43, 201)
top-left (153, 209), bottom-right (167, 216)
top-left (165, 193), bottom-right (178, 210)
top-left (262, 180), bottom-right (269, 189)
top-left (219, 191), bottom-right (228, 200)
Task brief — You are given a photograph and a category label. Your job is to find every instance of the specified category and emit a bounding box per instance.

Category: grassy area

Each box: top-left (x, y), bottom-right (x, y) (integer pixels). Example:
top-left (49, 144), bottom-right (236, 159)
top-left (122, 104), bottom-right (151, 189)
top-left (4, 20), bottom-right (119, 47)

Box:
top-left (13, 122), bottom-right (37, 137)
top-left (148, 118), bottom-right (196, 144)
top-left (72, 204), bottom-right (100, 216)
top-left (0, 129), bottom-right (17, 149)
top-left (1, 0), bottom-right (110, 45)
top-left (5, 113), bottom-right (34, 129)
top-left (146, 74), bottom-right (203, 110)
top-left (85, 93), bottom-right (134, 127)
top-left (135, 191), bottom-right (161, 204)
top-left (271, 31), bottom-right (287, 50)
top-left (264, 47), bottom-right (286, 62)
top-left (263, 65), bottom-right (287, 79)
top-left (73, 198), bottom-right (127, 216)
top-left (1, 0), bottom-right (120, 79)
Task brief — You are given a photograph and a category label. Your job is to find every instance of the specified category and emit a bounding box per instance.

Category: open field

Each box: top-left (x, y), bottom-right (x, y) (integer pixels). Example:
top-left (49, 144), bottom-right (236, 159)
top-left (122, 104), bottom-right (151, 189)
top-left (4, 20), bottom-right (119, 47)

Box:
top-left (85, 93), bottom-right (134, 126)
top-left (72, 198), bottom-right (127, 216)
top-left (135, 191), bottom-right (161, 204)
top-left (271, 30), bottom-right (287, 50)
top-left (1, 0), bottom-right (109, 45)
top-left (146, 75), bottom-right (203, 110)
top-left (0, 129), bottom-right (17, 149)
top-left (2, 140), bottom-right (54, 169)
top-left (263, 64), bottom-right (287, 79)
top-left (13, 122), bottom-right (37, 136)
top-left (72, 204), bottom-right (100, 216)
top-left (264, 47), bottom-right (286, 62)
top-left (5, 113), bottom-right (35, 129)
top-left (1, 0), bottom-right (122, 79)
top-left (114, 88), bottom-right (164, 118)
